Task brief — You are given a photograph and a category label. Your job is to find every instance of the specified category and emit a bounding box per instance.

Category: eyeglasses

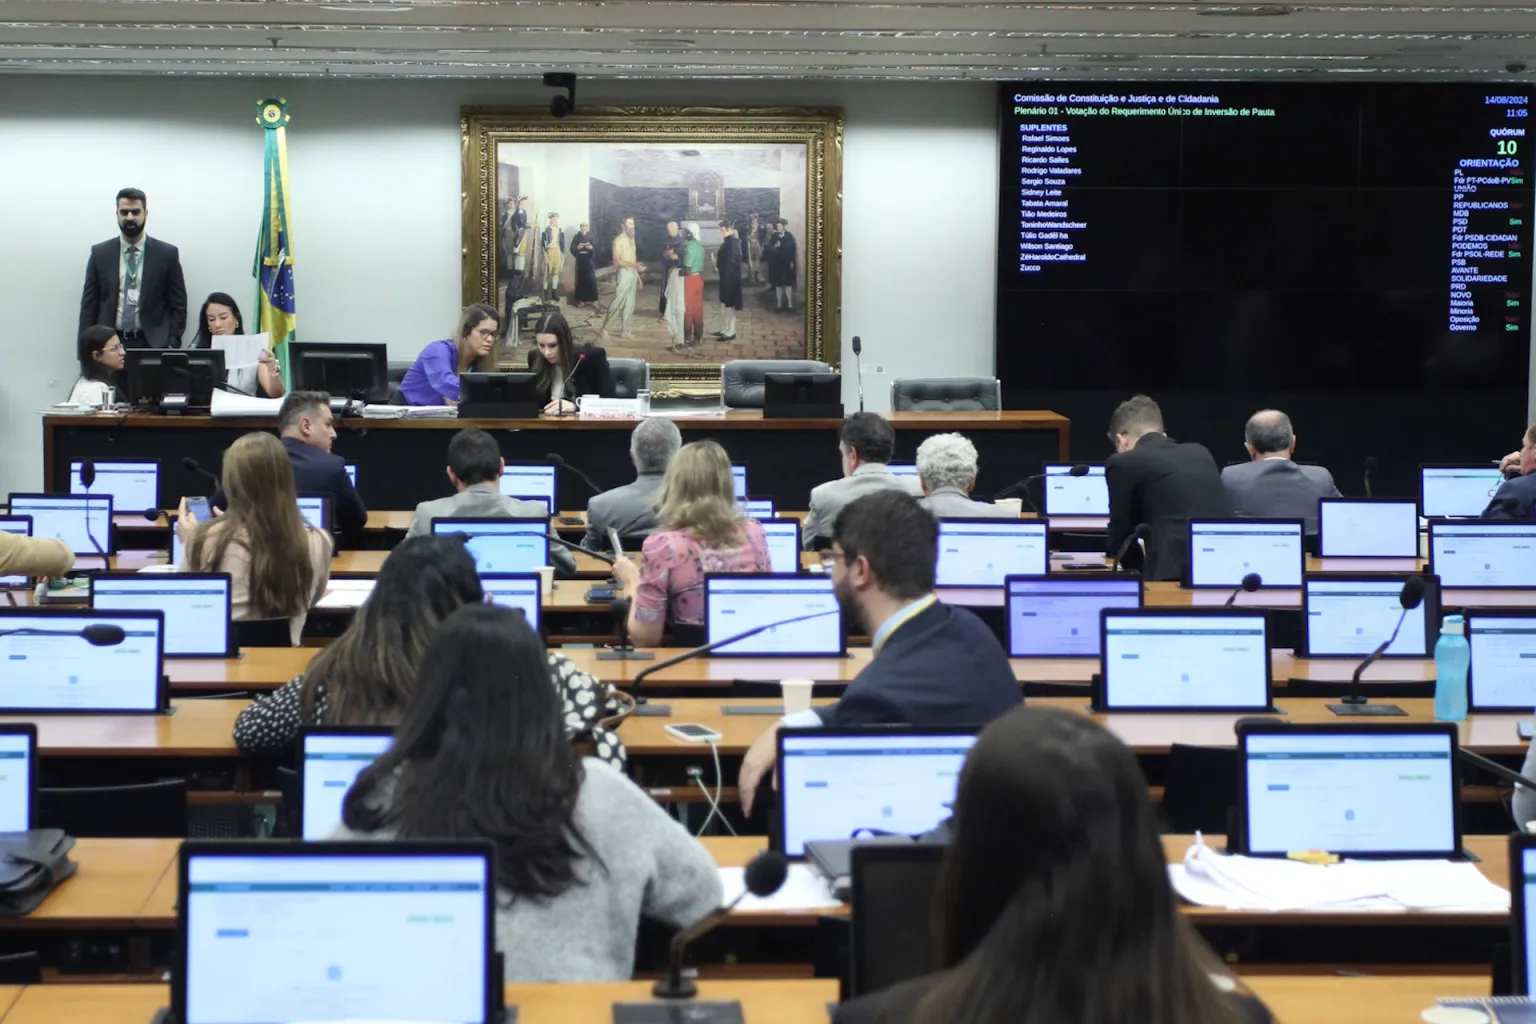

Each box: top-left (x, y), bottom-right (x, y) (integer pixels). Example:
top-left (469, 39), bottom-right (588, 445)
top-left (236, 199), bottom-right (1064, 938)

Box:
top-left (473, 328), bottom-right (498, 340)
top-left (818, 551), bottom-right (847, 570)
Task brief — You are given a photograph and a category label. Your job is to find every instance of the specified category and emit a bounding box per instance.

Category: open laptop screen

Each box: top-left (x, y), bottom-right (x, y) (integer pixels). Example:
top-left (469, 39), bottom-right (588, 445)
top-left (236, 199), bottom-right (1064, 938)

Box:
top-left (1005, 575), bottom-right (1140, 657)
top-left (778, 730), bottom-right (975, 857)
top-left (1187, 519), bottom-right (1304, 587)
top-left (0, 517), bottom-right (31, 588)
top-left (1421, 465), bottom-right (1503, 519)
top-left (90, 574), bottom-right (232, 658)
top-left (741, 498), bottom-right (776, 520)
top-left (1469, 614), bottom-right (1536, 711)
top-left (1430, 520), bottom-right (1536, 588)
top-left (479, 573), bottom-right (542, 631)
top-left (0, 728), bottom-right (35, 832)
top-left (935, 520), bottom-right (1048, 587)
top-left (731, 465), bottom-right (748, 501)
top-left (1100, 611), bottom-right (1270, 711)
top-left (760, 520), bottom-right (801, 574)
top-left (296, 495), bottom-right (331, 532)
top-left (498, 464), bottom-right (557, 509)
top-left (70, 459), bottom-right (158, 511)
top-left (1318, 500), bottom-right (1420, 558)
top-left (431, 518), bottom-right (550, 575)
top-left (1520, 844), bottom-right (1536, 993)
top-left (1044, 464), bottom-right (1108, 516)
top-left (1302, 577), bottom-right (1430, 657)
top-left (705, 575), bottom-right (842, 656)
top-left (0, 609), bottom-right (164, 712)
top-left (8, 494), bottom-right (112, 556)
top-left (299, 730), bottom-right (393, 840)
top-left (887, 464), bottom-right (919, 481)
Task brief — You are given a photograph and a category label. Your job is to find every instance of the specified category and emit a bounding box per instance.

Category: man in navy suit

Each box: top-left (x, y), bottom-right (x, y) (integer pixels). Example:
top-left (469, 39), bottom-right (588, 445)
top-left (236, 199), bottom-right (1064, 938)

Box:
top-left (1485, 423), bottom-right (1536, 518)
top-left (737, 489), bottom-right (1021, 815)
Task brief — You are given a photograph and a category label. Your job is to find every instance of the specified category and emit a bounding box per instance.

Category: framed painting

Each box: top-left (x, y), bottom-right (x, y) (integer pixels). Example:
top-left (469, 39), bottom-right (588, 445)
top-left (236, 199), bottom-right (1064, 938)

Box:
top-left (461, 106), bottom-right (843, 396)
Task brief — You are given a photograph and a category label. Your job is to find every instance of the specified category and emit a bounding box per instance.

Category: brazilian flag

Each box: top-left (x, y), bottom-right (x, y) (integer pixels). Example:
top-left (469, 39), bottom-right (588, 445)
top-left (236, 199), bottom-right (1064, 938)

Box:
top-left (254, 98), bottom-right (297, 387)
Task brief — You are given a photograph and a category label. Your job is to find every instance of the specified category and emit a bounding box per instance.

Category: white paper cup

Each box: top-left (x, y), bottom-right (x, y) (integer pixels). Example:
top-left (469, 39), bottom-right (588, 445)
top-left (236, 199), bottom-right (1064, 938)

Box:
top-left (995, 497), bottom-right (1024, 516)
top-left (536, 565), bottom-right (555, 594)
top-left (781, 678), bottom-right (815, 716)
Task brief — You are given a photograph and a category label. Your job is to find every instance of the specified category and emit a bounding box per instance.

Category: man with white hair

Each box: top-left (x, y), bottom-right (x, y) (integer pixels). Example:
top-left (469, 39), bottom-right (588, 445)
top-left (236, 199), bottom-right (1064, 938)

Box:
top-left (583, 417), bottom-right (682, 552)
top-left (916, 433), bottom-right (1016, 519)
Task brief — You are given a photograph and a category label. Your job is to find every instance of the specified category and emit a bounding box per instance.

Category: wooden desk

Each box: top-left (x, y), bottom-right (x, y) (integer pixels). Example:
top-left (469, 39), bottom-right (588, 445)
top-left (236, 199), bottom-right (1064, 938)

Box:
top-left (1242, 974), bottom-right (1489, 1024)
top-left (12, 839), bottom-right (178, 931)
top-left (1146, 581), bottom-right (1536, 610)
top-left (0, 699), bottom-right (249, 758)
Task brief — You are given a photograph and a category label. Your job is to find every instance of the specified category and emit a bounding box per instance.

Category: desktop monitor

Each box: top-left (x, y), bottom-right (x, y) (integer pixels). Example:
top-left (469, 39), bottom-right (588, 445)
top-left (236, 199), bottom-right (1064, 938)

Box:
top-left (70, 459), bottom-right (159, 511)
top-left (1004, 574), bottom-right (1142, 657)
top-left (1236, 721), bottom-right (1460, 859)
top-left (89, 573), bottom-right (234, 658)
top-left (287, 342), bottom-right (390, 403)
top-left (1429, 520), bottom-right (1536, 589)
top-left (175, 841), bottom-right (497, 1024)
top-left (760, 519), bottom-right (802, 575)
top-left (741, 498), bottom-right (776, 520)
top-left (0, 516), bottom-right (32, 588)
top-left (498, 463), bottom-right (557, 509)
top-left (1301, 575), bottom-right (1434, 658)
top-left (1097, 609), bottom-right (1272, 712)
top-left (1186, 518), bottom-right (1305, 588)
top-left (887, 464), bottom-right (920, 481)
top-left (1468, 611), bottom-right (1536, 712)
top-left (458, 372), bottom-right (539, 418)
top-left (704, 574), bottom-right (843, 656)
top-left (1509, 834), bottom-right (1536, 995)
top-left (7, 493), bottom-right (113, 556)
top-left (934, 519), bottom-right (1048, 587)
top-left (1317, 499), bottom-right (1420, 558)
top-left (0, 608), bottom-right (166, 712)
top-left (0, 727), bottom-right (36, 832)
top-left (296, 494), bottom-right (332, 533)
top-left (297, 727), bottom-right (394, 840)
top-left (479, 573), bottom-right (543, 632)
top-left (849, 845), bottom-right (947, 998)
top-left (1421, 464), bottom-right (1505, 519)
top-left (731, 465), bottom-right (748, 501)
top-left (762, 372), bottom-right (843, 419)
top-left (430, 517), bottom-right (550, 575)
top-left (1043, 463), bottom-right (1109, 517)
top-left (776, 727), bottom-right (976, 857)
top-left (124, 348), bottom-right (225, 409)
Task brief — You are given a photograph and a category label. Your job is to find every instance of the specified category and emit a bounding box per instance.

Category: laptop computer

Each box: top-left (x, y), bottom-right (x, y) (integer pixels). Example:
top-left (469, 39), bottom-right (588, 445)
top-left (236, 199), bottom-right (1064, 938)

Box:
top-left (934, 519), bottom-right (1048, 588)
top-left (0, 607), bottom-right (166, 713)
top-left (430, 517), bottom-right (551, 575)
top-left (849, 844), bottom-right (947, 998)
top-left (1003, 574), bottom-right (1141, 657)
top-left (775, 726), bottom-right (976, 857)
top-left (1300, 574), bottom-right (1436, 658)
top-left (760, 518), bottom-right (802, 575)
top-left (741, 498), bottom-right (776, 520)
top-left (1096, 608), bottom-right (1273, 713)
top-left (0, 516), bottom-right (33, 589)
top-left (887, 464), bottom-right (919, 482)
top-left (1430, 520), bottom-right (1536, 589)
top-left (89, 572), bottom-right (234, 659)
top-left (0, 726), bottom-right (37, 832)
top-left (731, 465), bottom-right (748, 501)
top-left (172, 840), bottom-right (499, 1024)
top-left (704, 573), bottom-right (843, 656)
top-left (1186, 518), bottom-right (1304, 588)
top-left (1421, 464), bottom-right (1504, 519)
top-left (479, 572), bottom-right (542, 632)
top-left (1468, 611), bottom-right (1536, 713)
top-left (70, 459), bottom-right (159, 512)
top-left (1317, 499), bottom-right (1420, 558)
top-left (498, 462), bottom-right (557, 509)
top-left (1235, 720), bottom-right (1461, 858)
top-left (7, 493), bottom-right (113, 556)
top-left (296, 493), bottom-right (333, 533)
top-left (1043, 463), bottom-right (1108, 517)
top-left (297, 727), bottom-right (394, 840)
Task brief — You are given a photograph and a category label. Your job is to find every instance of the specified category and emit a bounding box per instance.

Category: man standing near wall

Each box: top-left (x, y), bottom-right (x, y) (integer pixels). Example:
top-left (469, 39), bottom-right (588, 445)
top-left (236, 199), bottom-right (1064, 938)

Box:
top-left (600, 216), bottom-right (645, 341)
top-left (79, 188), bottom-right (187, 349)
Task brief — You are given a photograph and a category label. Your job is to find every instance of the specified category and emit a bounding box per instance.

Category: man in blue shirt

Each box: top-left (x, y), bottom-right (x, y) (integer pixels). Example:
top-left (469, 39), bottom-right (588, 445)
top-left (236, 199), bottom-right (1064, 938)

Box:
top-left (737, 490), bottom-right (1021, 816)
top-left (1485, 424), bottom-right (1536, 518)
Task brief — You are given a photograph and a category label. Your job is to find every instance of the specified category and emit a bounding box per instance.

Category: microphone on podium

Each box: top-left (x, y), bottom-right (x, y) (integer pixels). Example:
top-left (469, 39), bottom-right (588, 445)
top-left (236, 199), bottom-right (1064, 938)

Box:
top-left (650, 851), bottom-right (788, 1001)
top-left (182, 457), bottom-right (220, 489)
top-left (1224, 572), bottom-right (1262, 607)
top-left (851, 335), bottom-right (865, 413)
top-left (554, 353), bottom-right (586, 418)
top-left (545, 453), bottom-right (603, 495)
top-left (0, 623), bottom-right (125, 647)
top-left (1328, 574), bottom-right (1426, 717)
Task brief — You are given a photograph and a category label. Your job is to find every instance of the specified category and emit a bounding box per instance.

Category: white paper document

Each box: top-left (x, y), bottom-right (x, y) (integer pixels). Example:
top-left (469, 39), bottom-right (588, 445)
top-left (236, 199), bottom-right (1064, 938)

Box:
top-left (212, 332), bottom-right (270, 370)
top-left (316, 579), bottom-right (377, 609)
top-left (719, 863), bottom-right (842, 913)
top-left (210, 389), bottom-right (283, 418)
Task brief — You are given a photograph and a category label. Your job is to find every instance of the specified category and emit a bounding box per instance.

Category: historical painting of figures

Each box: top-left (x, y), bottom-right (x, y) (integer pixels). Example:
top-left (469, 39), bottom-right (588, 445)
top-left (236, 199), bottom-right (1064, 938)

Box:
top-left (462, 107), bottom-right (843, 395)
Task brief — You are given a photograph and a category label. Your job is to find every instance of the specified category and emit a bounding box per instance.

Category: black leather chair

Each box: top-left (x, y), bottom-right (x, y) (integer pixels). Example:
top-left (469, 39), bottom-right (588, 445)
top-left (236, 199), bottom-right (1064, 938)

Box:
top-left (608, 359), bottom-right (649, 400)
top-left (387, 361), bottom-right (413, 386)
top-left (722, 360), bottom-right (832, 410)
top-left (234, 617), bottom-right (293, 648)
top-left (39, 778), bottom-right (188, 838)
top-left (890, 377), bottom-right (1001, 412)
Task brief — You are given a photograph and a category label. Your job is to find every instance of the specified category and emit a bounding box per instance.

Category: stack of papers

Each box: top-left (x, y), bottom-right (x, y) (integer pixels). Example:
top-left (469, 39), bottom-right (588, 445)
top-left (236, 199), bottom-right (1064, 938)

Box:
top-left (211, 332), bottom-right (270, 370)
top-left (1169, 840), bottom-right (1510, 913)
top-left (718, 864), bottom-right (842, 913)
top-left (210, 389), bottom-right (283, 418)
top-left (358, 405), bottom-right (457, 420)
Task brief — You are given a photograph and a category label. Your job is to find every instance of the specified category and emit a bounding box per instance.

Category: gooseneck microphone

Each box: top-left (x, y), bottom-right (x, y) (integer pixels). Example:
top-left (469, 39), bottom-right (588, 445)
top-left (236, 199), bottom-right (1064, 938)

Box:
top-left (1224, 572), bottom-right (1262, 607)
top-left (182, 457), bottom-right (220, 489)
top-left (851, 335), bottom-right (864, 413)
top-left (1328, 574), bottom-right (1426, 717)
top-left (549, 533), bottom-right (614, 566)
top-left (0, 624), bottom-right (126, 647)
top-left (76, 460), bottom-right (110, 565)
top-left (546, 453), bottom-right (603, 495)
top-left (630, 608), bottom-right (844, 690)
top-left (1457, 747), bottom-right (1536, 793)
top-left (993, 462), bottom-right (1087, 513)
top-left (652, 851), bottom-right (789, 1000)
top-left (1112, 524), bottom-right (1151, 573)
top-left (554, 353), bottom-right (587, 418)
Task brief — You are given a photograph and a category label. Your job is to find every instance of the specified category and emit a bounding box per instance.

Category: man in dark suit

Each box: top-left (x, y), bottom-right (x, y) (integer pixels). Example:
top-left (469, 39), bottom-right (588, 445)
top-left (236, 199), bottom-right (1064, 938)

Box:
top-left (79, 188), bottom-right (187, 350)
top-left (1485, 423), bottom-right (1536, 518)
top-left (737, 490), bottom-right (1021, 814)
top-left (1221, 409), bottom-right (1341, 533)
top-left (1104, 394), bottom-right (1230, 582)
top-left (211, 391), bottom-right (368, 548)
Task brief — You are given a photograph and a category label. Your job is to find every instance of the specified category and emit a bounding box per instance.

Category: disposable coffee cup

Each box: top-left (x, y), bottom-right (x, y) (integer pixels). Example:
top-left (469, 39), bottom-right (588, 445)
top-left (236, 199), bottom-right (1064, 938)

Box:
top-left (781, 678), bottom-right (815, 716)
top-left (995, 497), bottom-right (1024, 516)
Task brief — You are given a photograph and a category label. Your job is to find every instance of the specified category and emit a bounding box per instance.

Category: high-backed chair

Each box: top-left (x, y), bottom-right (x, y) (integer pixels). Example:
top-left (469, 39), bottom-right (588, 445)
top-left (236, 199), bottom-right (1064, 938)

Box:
top-left (387, 361), bottom-right (413, 386)
top-left (608, 359), bottom-right (649, 400)
top-left (722, 360), bottom-right (832, 410)
top-left (890, 376), bottom-right (1001, 412)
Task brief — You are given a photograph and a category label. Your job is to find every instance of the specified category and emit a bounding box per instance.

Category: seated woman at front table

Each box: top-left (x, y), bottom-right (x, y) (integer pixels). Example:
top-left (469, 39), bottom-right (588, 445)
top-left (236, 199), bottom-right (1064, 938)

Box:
top-left (610, 440), bottom-right (770, 647)
top-left (67, 326), bottom-right (124, 407)
top-left (232, 534), bottom-right (626, 767)
top-left (832, 707), bottom-right (1273, 1024)
top-left (528, 310), bottom-right (616, 415)
top-left (334, 603), bottom-right (719, 981)
top-left (176, 432), bottom-right (333, 646)
top-left (398, 303), bottom-right (498, 406)
top-left (189, 292), bottom-right (285, 398)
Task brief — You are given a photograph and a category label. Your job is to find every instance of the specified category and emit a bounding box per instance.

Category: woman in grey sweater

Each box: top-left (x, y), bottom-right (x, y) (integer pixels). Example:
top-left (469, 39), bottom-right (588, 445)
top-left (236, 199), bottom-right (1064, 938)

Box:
top-left (333, 603), bottom-right (721, 982)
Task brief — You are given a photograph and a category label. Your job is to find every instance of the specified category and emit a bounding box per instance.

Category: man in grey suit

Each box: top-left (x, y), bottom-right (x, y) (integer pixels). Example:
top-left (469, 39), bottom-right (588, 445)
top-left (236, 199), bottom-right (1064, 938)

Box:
top-left (915, 433), bottom-right (1015, 519)
top-left (583, 417), bottom-right (681, 552)
top-left (1221, 409), bottom-right (1341, 533)
top-left (406, 428), bottom-right (576, 576)
top-left (803, 412), bottom-right (916, 549)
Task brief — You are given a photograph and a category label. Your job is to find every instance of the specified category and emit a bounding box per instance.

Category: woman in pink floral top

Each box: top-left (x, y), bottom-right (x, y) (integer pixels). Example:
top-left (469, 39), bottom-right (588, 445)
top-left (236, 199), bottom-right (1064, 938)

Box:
top-left (610, 440), bottom-right (771, 646)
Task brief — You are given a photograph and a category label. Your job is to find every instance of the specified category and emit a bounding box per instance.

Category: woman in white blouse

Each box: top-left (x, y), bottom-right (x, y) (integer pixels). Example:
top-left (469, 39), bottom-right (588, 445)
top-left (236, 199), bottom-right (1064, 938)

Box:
top-left (67, 326), bottom-right (124, 407)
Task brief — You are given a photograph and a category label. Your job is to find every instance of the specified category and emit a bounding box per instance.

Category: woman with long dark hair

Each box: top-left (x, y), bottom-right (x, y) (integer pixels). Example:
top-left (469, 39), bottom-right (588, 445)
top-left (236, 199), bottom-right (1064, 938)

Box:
top-left (336, 604), bottom-right (718, 981)
top-left (834, 707), bottom-right (1272, 1024)
top-left (527, 310), bottom-right (615, 415)
top-left (189, 292), bottom-right (284, 397)
top-left (67, 325), bottom-right (124, 407)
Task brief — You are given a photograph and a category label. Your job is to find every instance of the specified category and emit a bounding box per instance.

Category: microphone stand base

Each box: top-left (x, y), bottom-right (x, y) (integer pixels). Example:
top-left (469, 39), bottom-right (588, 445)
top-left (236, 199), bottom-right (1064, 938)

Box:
top-left (596, 647), bottom-right (656, 661)
top-left (1325, 701), bottom-right (1408, 717)
top-left (617, 1000), bottom-right (744, 1024)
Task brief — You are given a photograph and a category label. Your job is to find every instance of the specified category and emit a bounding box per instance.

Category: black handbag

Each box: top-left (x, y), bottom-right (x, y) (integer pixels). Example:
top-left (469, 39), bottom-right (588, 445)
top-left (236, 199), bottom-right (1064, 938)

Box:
top-left (0, 830), bottom-right (77, 916)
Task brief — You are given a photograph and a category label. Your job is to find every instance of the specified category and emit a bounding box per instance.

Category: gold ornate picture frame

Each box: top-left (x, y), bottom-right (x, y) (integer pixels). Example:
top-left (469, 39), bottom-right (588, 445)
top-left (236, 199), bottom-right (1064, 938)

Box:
top-left (461, 106), bottom-right (843, 396)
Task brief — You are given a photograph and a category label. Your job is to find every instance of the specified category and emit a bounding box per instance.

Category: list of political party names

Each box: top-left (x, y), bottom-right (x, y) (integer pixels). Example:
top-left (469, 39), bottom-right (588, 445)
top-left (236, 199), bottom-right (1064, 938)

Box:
top-left (1450, 96), bottom-right (1532, 338)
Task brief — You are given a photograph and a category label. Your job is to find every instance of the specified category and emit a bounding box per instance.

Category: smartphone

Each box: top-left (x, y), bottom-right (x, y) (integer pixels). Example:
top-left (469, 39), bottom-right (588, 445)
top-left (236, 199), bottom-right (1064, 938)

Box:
top-left (664, 723), bottom-right (723, 744)
top-left (184, 497), bottom-right (212, 522)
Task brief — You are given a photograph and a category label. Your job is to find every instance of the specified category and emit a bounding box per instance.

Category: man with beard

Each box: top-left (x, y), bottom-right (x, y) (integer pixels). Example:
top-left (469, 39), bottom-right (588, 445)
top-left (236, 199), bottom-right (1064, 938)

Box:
top-left (80, 187), bottom-right (187, 349)
top-left (599, 216), bottom-right (645, 341)
top-left (734, 490), bottom-right (1021, 816)
top-left (713, 220), bottom-right (743, 341)
top-left (763, 216), bottom-right (797, 312)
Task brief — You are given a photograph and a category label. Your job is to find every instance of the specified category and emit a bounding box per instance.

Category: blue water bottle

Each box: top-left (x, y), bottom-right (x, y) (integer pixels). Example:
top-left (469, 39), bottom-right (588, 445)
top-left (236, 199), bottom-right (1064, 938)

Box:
top-left (1434, 614), bottom-right (1470, 722)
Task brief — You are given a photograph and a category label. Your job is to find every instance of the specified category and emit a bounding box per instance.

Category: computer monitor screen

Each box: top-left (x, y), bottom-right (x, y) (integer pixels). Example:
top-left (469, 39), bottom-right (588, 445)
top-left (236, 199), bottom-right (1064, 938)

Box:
top-left (1187, 519), bottom-right (1304, 587)
top-left (0, 609), bottom-right (163, 711)
top-left (296, 495), bottom-right (330, 533)
top-left (7, 494), bottom-right (112, 556)
top-left (705, 575), bottom-right (842, 656)
top-left (1421, 465), bottom-right (1504, 519)
top-left (498, 464), bottom-right (556, 509)
top-left (1303, 577), bottom-right (1430, 657)
top-left (1468, 614), bottom-right (1536, 711)
top-left (1101, 611), bottom-right (1269, 710)
top-left (887, 464), bottom-right (919, 480)
top-left (300, 731), bottom-right (393, 840)
top-left (90, 574), bottom-right (232, 658)
top-left (1241, 728), bottom-right (1457, 857)
top-left (0, 729), bottom-right (34, 832)
top-left (1044, 464), bottom-right (1109, 516)
top-left (741, 499), bottom-right (776, 520)
top-left (124, 348), bottom-right (225, 408)
top-left (934, 520), bottom-right (1047, 587)
top-left (1318, 500), bottom-right (1420, 558)
top-left (345, 464), bottom-right (357, 486)
top-left (1005, 575), bottom-right (1141, 657)
top-left (760, 520), bottom-right (801, 574)
top-left (430, 519), bottom-right (550, 575)
top-left (0, 517), bottom-right (31, 588)
top-left (731, 465), bottom-right (747, 501)
top-left (181, 848), bottom-right (491, 1024)
top-left (1522, 846), bottom-right (1536, 993)
top-left (1430, 521), bottom-right (1536, 588)
top-left (70, 460), bottom-right (158, 511)
top-left (778, 730), bottom-right (976, 856)
top-left (479, 573), bottom-right (542, 631)
top-left (287, 342), bottom-right (390, 403)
